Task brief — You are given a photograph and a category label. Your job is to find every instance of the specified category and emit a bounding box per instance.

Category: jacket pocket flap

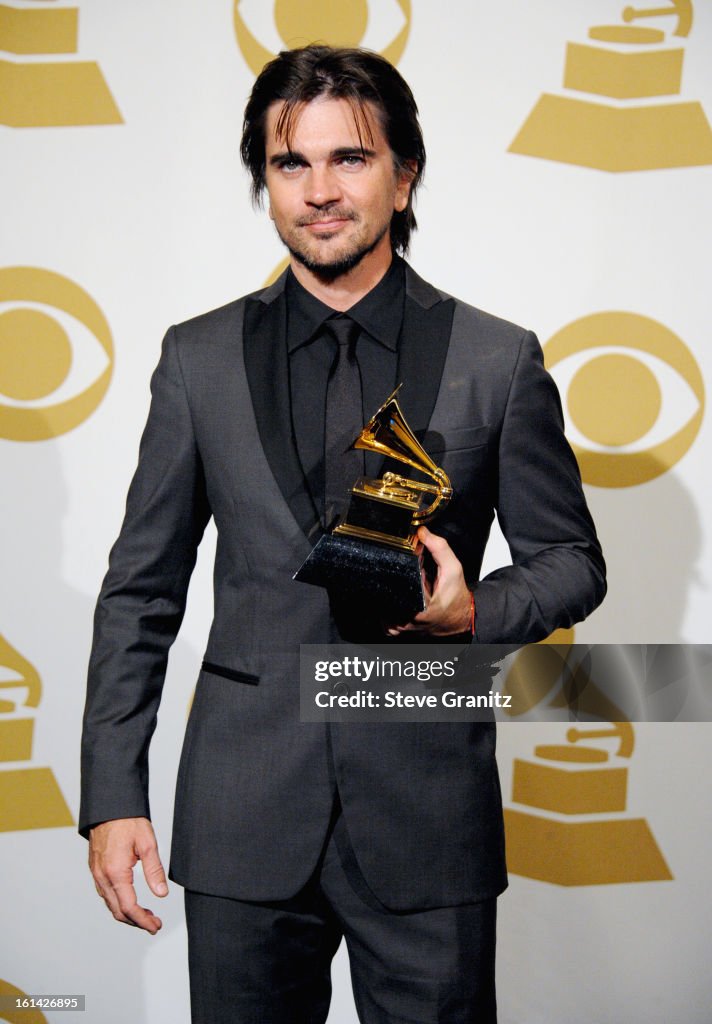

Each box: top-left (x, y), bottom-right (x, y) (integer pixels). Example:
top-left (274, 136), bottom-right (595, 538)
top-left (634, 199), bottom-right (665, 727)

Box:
top-left (424, 424), bottom-right (490, 455)
top-left (201, 661), bottom-right (260, 685)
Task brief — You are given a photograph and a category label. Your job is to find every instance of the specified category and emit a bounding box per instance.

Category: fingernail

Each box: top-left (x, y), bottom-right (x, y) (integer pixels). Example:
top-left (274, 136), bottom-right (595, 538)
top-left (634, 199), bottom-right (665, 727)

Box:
top-left (157, 883), bottom-right (168, 895)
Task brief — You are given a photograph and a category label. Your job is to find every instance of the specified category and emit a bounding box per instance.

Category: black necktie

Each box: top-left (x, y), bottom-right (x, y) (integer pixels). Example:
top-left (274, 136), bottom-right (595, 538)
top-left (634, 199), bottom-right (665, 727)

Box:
top-left (324, 315), bottom-right (364, 525)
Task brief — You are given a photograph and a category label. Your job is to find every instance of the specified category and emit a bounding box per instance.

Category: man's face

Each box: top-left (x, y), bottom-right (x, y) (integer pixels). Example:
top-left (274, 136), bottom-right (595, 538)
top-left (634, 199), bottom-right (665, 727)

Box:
top-left (264, 96), bottom-right (412, 280)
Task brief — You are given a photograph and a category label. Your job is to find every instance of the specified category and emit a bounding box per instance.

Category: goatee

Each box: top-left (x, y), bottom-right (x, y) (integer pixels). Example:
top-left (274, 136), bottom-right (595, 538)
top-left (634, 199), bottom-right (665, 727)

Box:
top-left (278, 223), bottom-right (389, 284)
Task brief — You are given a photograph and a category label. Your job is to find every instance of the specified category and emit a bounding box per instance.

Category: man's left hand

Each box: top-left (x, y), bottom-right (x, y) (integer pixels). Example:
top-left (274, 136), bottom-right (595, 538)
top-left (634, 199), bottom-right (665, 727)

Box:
top-left (386, 525), bottom-right (472, 637)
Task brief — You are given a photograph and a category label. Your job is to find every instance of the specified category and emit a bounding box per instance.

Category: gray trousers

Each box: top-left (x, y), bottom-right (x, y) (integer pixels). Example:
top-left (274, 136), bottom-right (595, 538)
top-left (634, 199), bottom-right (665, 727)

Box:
top-left (185, 805), bottom-right (497, 1023)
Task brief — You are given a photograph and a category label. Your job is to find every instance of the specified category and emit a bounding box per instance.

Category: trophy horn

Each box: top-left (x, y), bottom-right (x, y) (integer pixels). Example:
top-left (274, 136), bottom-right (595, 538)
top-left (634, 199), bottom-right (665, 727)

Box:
top-left (351, 386), bottom-right (452, 523)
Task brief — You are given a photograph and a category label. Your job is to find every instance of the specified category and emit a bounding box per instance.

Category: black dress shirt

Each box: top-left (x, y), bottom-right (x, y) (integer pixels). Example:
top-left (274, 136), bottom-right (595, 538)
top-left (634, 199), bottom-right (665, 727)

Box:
top-left (286, 255), bottom-right (405, 523)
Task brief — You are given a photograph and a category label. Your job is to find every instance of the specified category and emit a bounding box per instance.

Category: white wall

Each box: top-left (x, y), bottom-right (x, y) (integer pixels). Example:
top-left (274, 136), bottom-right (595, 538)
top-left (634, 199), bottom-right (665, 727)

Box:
top-left (1, 2), bottom-right (710, 1021)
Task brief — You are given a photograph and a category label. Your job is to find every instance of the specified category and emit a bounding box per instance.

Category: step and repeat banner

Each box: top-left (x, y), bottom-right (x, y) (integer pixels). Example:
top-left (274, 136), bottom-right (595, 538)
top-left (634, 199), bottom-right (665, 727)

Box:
top-left (1, 2), bottom-right (710, 1022)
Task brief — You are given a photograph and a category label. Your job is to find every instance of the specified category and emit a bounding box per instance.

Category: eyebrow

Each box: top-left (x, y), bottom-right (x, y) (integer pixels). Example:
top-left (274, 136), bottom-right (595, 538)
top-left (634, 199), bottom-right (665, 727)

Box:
top-left (268, 146), bottom-right (377, 166)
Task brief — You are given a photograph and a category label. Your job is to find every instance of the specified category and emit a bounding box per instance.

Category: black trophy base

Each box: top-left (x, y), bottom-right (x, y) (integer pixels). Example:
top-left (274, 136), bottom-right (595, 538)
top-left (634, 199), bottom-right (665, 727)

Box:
top-left (294, 533), bottom-right (425, 622)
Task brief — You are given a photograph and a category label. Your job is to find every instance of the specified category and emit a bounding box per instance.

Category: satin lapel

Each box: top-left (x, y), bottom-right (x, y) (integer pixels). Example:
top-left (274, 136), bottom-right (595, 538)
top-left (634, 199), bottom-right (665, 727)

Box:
top-left (243, 275), bottom-right (321, 543)
top-left (392, 264), bottom-right (455, 445)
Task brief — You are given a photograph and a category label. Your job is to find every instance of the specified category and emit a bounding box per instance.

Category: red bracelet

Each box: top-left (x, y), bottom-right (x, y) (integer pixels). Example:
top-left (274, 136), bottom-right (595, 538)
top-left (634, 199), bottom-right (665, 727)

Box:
top-left (469, 591), bottom-right (475, 636)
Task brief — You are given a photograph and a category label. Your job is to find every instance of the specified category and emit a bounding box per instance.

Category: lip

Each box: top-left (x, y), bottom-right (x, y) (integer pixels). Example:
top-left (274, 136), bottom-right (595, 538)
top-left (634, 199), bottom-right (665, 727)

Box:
top-left (305, 218), bottom-right (350, 232)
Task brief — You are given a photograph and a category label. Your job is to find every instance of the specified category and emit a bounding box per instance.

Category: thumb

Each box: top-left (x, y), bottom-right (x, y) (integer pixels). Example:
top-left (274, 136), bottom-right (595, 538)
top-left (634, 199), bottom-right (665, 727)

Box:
top-left (139, 840), bottom-right (169, 898)
top-left (417, 525), bottom-right (448, 565)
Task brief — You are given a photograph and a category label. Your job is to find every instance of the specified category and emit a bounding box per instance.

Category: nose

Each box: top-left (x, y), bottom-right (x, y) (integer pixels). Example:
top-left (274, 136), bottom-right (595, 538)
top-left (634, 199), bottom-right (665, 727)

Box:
top-left (303, 163), bottom-right (342, 208)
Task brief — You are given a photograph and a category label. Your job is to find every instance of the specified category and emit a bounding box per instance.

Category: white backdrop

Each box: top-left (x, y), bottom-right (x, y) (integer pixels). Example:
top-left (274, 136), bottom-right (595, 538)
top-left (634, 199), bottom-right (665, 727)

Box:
top-left (1, 2), bottom-right (711, 1022)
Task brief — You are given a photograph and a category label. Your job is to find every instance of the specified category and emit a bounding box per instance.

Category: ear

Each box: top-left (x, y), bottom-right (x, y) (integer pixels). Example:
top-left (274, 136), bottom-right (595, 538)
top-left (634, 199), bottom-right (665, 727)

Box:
top-left (394, 160), bottom-right (417, 213)
top-left (268, 205), bottom-right (274, 221)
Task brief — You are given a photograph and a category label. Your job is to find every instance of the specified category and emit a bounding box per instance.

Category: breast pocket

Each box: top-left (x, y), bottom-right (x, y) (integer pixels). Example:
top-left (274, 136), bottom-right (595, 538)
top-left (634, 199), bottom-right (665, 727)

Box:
top-left (425, 425), bottom-right (491, 501)
top-left (426, 424), bottom-right (490, 456)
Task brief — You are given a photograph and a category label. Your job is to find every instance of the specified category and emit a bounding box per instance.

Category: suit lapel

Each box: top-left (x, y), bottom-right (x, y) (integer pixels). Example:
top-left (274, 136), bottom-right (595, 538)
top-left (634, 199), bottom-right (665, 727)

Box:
top-left (394, 263), bottom-right (455, 439)
top-left (243, 273), bottom-right (322, 543)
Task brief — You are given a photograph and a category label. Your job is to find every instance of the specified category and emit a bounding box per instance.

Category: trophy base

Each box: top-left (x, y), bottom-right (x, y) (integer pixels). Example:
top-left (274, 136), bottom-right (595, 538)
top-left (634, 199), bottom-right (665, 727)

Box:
top-left (333, 521), bottom-right (417, 553)
top-left (294, 533), bottom-right (425, 621)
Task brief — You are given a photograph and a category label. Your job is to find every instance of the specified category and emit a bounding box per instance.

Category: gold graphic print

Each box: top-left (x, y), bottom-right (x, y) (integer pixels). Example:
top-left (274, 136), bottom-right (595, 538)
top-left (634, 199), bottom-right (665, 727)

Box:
top-left (0, 267), bottom-right (114, 441)
top-left (509, 1), bottom-right (712, 171)
top-left (544, 312), bottom-right (704, 488)
top-left (0, 979), bottom-right (48, 1024)
top-left (0, 635), bottom-right (73, 832)
top-left (234, 0), bottom-right (411, 76)
top-left (0, 1), bottom-right (122, 127)
top-left (502, 646), bottom-right (672, 885)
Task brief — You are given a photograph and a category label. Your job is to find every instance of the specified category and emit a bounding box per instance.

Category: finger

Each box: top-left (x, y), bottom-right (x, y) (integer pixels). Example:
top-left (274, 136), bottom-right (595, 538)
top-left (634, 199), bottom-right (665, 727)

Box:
top-left (418, 525), bottom-right (456, 573)
top-left (95, 870), bottom-right (163, 932)
top-left (111, 881), bottom-right (162, 933)
top-left (93, 873), bottom-right (138, 926)
top-left (389, 614), bottom-right (424, 630)
top-left (138, 838), bottom-right (169, 897)
top-left (420, 564), bottom-right (433, 603)
top-left (96, 851), bottom-right (155, 930)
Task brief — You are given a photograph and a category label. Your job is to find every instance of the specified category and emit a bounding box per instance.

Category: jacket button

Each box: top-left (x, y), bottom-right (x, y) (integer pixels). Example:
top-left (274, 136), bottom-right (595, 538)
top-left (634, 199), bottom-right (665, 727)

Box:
top-left (332, 681), bottom-right (350, 697)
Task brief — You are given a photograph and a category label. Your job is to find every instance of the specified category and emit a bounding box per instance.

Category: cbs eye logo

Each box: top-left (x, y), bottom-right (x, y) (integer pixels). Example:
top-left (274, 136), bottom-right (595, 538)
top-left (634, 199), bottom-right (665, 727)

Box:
top-left (0, 267), bottom-right (114, 442)
top-left (234, 0), bottom-right (411, 75)
top-left (544, 311), bottom-right (704, 487)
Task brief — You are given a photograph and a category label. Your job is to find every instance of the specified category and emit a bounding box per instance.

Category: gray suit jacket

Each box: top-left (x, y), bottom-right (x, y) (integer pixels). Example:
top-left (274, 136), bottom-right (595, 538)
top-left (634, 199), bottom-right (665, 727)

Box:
top-left (79, 264), bottom-right (605, 910)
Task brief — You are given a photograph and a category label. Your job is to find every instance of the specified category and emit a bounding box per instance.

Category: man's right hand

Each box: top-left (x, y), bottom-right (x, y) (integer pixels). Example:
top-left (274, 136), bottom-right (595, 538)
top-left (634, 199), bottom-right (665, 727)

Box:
top-left (89, 817), bottom-right (168, 934)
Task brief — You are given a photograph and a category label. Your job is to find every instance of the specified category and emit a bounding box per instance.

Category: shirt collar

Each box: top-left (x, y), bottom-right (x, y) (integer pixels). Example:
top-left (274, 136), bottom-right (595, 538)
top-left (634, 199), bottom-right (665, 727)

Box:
top-left (286, 255), bottom-right (405, 353)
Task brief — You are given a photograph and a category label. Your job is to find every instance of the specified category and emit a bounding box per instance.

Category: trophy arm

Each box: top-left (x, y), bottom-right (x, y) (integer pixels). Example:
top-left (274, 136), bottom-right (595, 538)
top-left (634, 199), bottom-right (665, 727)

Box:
top-left (413, 467), bottom-right (453, 524)
top-left (383, 469), bottom-right (453, 525)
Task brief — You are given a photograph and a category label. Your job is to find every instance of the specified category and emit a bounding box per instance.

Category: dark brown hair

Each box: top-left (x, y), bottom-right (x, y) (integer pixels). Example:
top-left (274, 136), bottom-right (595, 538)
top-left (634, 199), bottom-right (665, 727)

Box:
top-left (240, 45), bottom-right (425, 255)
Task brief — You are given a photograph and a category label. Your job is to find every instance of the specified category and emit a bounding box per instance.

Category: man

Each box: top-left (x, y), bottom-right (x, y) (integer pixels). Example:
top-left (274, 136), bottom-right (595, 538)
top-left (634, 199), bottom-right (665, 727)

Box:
top-left (81, 45), bottom-right (606, 1023)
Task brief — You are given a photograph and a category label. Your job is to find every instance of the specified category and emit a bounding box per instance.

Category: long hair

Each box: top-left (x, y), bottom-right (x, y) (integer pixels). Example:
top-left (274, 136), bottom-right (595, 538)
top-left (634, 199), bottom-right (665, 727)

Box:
top-left (240, 45), bottom-right (425, 256)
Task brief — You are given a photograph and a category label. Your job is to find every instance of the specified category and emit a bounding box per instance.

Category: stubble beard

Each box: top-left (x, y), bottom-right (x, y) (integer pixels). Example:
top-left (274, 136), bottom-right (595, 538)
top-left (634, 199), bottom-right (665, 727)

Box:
top-left (275, 215), bottom-right (391, 284)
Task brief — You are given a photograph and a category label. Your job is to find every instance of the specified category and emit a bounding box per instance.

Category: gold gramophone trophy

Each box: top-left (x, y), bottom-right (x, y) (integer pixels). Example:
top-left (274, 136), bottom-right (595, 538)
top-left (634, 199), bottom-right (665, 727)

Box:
top-left (294, 387), bottom-right (453, 620)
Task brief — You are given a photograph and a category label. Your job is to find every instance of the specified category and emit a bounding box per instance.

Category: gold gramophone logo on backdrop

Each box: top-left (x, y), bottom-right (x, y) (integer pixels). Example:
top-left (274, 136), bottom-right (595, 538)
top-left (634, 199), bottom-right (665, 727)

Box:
top-left (0, 0), bottom-right (122, 127)
top-left (0, 634), bottom-right (73, 833)
top-left (502, 644), bottom-right (672, 885)
top-left (0, 267), bottom-right (114, 441)
top-left (544, 311), bottom-right (704, 487)
top-left (234, 0), bottom-right (411, 75)
top-left (509, 1), bottom-right (712, 171)
top-left (0, 978), bottom-right (48, 1024)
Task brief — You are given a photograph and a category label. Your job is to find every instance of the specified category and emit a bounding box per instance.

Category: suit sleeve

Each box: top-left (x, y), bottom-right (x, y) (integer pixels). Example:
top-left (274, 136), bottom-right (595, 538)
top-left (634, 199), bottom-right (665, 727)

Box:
top-left (79, 326), bottom-right (212, 837)
top-left (472, 330), bottom-right (606, 644)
